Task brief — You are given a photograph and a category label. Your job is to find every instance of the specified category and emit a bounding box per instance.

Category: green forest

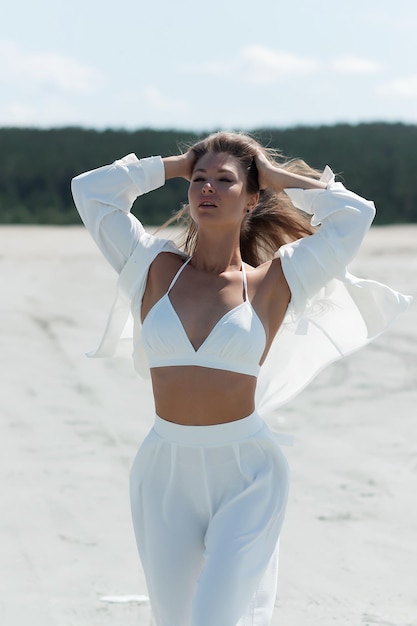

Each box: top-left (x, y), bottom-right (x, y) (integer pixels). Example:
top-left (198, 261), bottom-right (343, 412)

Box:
top-left (0, 123), bottom-right (416, 225)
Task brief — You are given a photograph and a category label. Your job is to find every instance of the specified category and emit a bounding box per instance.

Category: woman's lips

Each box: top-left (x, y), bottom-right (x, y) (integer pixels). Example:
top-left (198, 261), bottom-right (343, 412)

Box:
top-left (198, 201), bottom-right (217, 207)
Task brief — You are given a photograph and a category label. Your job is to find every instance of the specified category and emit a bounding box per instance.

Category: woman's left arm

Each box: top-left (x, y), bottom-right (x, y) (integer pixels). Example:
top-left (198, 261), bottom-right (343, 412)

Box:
top-left (255, 152), bottom-right (327, 192)
top-left (255, 154), bottom-right (377, 312)
top-left (283, 174), bottom-right (376, 312)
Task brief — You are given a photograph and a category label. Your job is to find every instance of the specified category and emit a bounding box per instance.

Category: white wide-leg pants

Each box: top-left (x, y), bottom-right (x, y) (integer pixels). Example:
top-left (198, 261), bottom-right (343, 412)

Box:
top-left (129, 412), bottom-right (290, 626)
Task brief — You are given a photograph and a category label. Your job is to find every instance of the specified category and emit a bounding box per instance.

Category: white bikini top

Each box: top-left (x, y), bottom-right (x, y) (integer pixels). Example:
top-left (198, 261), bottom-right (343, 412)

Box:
top-left (141, 257), bottom-right (267, 376)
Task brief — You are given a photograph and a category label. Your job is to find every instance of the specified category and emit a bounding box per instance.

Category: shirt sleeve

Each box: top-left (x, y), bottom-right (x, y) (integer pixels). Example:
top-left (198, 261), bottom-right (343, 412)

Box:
top-left (71, 153), bottom-right (165, 273)
top-left (277, 166), bottom-right (376, 315)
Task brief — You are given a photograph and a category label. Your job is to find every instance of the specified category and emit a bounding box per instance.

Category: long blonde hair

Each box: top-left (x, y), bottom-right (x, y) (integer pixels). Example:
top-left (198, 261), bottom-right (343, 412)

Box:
top-left (162, 131), bottom-right (320, 266)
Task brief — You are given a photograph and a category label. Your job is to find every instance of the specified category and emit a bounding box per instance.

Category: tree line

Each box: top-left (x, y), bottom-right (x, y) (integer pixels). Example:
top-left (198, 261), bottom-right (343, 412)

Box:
top-left (0, 123), bottom-right (416, 225)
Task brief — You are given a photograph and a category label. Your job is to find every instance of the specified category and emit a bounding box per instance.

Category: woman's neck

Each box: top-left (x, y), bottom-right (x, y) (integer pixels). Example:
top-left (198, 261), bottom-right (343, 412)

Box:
top-left (190, 230), bottom-right (242, 274)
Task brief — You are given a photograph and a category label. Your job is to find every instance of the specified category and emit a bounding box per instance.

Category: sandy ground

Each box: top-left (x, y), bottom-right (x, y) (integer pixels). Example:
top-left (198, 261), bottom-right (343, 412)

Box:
top-left (1, 224), bottom-right (416, 626)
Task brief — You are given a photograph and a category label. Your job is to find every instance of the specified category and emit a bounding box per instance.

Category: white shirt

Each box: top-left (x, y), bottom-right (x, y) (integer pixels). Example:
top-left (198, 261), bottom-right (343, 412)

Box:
top-left (71, 154), bottom-right (411, 417)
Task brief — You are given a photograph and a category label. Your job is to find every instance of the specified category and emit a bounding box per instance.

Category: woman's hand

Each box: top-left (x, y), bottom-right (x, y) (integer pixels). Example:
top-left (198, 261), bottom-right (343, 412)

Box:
top-left (163, 150), bottom-right (196, 181)
top-left (254, 152), bottom-right (285, 190)
top-left (254, 151), bottom-right (326, 191)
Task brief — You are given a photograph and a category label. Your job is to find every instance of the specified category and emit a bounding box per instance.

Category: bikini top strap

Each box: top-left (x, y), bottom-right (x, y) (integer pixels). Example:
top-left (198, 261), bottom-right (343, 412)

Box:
top-left (168, 257), bottom-right (248, 300)
top-left (167, 256), bottom-right (192, 293)
top-left (241, 264), bottom-right (248, 302)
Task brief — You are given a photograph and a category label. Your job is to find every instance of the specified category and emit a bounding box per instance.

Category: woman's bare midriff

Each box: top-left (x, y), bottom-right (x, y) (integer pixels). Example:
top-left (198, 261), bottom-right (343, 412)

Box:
top-left (150, 366), bottom-right (257, 426)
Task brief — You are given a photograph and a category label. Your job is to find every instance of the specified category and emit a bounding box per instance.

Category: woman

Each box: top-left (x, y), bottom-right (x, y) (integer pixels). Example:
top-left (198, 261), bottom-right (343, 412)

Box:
top-left (72, 132), bottom-right (410, 626)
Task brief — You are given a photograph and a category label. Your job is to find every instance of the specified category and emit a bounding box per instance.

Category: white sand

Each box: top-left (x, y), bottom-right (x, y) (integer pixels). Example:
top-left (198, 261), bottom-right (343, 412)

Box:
top-left (1, 225), bottom-right (416, 626)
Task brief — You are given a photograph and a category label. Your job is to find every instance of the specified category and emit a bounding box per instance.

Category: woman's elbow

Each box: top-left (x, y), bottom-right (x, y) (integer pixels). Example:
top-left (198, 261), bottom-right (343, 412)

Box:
top-left (362, 200), bottom-right (376, 228)
top-left (71, 175), bottom-right (83, 204)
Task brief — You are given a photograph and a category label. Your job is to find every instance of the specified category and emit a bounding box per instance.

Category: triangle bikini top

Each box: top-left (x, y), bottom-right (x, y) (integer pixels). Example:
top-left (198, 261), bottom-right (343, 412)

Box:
top-left (141, 257), bottom-right (266, 377)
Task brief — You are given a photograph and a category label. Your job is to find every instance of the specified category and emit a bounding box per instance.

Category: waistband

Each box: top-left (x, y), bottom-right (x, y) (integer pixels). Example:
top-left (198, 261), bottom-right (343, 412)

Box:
top-left (153, 412), bottom-right (265, 446)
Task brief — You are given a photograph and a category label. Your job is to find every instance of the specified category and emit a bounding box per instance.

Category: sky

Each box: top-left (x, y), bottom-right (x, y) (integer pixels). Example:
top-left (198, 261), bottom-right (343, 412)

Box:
top-left (1, 0), bottom-right (417, 132)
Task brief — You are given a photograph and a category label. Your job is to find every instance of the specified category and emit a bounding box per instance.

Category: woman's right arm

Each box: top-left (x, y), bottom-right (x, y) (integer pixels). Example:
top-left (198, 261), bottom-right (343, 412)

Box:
top-left (71, 154), bottom-right (167, 273)
top-left (72, 152), bottom-right (195, 273)
top-left (162, 152), bottom-right (195, 181)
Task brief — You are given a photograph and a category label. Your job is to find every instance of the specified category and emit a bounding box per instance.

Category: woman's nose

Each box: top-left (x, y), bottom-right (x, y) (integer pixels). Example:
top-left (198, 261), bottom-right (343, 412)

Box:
top-left (202, 181), bottom-right (214, 192)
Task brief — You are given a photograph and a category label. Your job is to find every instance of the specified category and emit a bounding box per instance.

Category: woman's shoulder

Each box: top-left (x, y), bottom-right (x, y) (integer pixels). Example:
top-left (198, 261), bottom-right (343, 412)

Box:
top-left (153, 250), bottom-right (188, 270)
top-left (147, 249), bottom-right (187, 286)
top-left (246, 256), bottom-right (286, 285)
top-left (246, 257), bottom-right (290, 311)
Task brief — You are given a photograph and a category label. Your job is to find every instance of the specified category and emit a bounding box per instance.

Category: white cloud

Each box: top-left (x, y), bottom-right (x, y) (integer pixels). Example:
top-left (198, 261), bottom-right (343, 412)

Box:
top-left (240, 45), bottom-right (319, 84)
top-left (1, 103), bottom-right (36, 125)
top-left (0, 40), bottom-right (103, 93)
top-left (199, 61), bottom-right (231, 76)
top-left (26, 52), bottom-right (102, 93)
top-left (0, 99), bottom-right (80, 127)
top-left (377, 75), bottom-right (417, 98)
top-left (181, 45), bottom-right (319, 85)
top-left (332, 55), bottom-right (382, 74)
top-left (179, 60), bottom-right (232, 78)
top-left (143, 85), bottom-right (189, 112)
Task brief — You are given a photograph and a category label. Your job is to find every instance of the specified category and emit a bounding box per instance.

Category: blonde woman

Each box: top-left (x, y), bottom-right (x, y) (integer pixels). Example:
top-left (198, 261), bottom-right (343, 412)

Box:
top-left (72, 131), bottom-right (410, 626)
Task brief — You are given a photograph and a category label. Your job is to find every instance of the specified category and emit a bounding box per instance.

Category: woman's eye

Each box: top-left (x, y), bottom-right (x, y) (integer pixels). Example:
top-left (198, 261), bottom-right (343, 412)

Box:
top-left (193, 176), bottom-right (204, 182)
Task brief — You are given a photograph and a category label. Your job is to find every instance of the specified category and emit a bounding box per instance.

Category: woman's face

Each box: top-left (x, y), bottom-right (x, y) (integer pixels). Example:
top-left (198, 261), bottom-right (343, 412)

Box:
top-left (188, 152), bottom-right (257, 228)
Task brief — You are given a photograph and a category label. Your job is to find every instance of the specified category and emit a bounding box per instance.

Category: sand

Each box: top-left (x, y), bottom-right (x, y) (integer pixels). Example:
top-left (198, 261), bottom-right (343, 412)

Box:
top-left (1, 224), bottom-right (416, 626)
